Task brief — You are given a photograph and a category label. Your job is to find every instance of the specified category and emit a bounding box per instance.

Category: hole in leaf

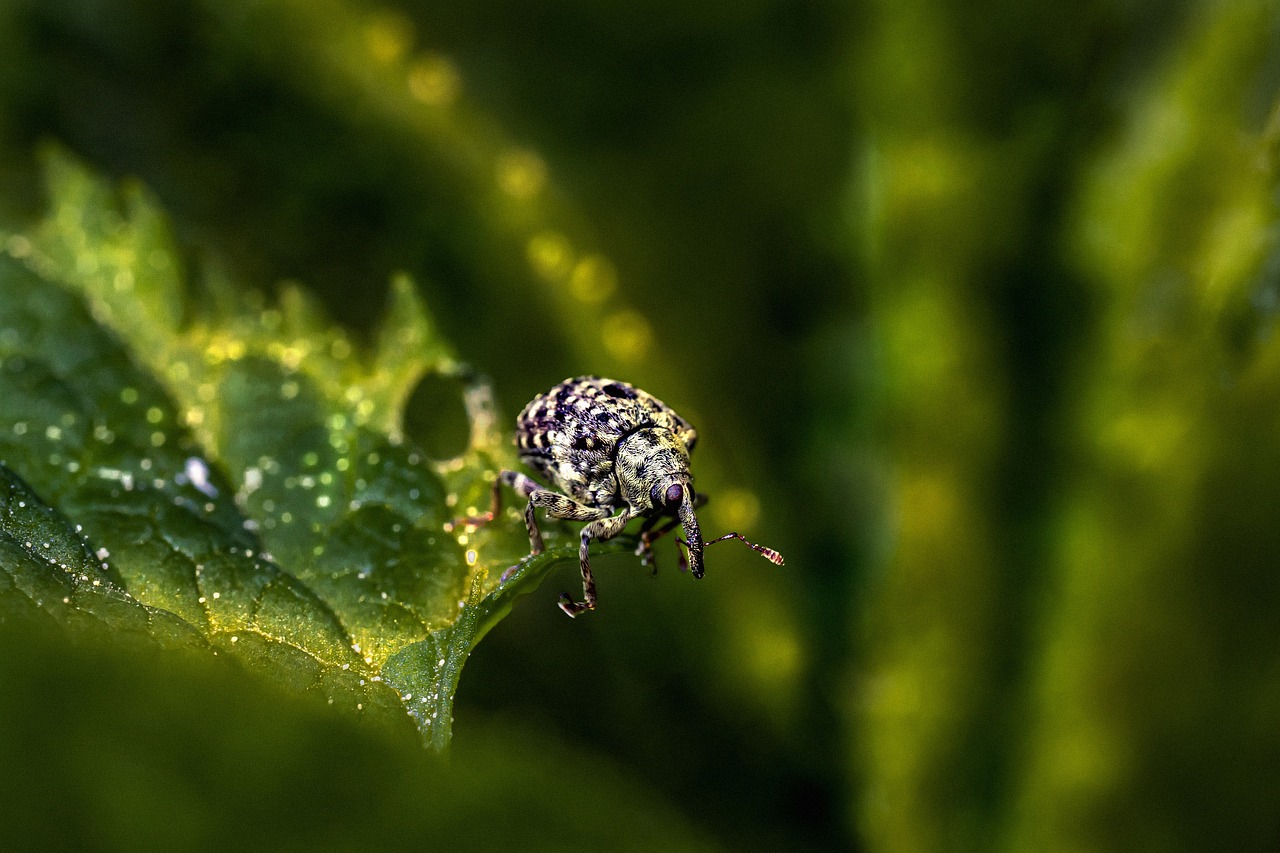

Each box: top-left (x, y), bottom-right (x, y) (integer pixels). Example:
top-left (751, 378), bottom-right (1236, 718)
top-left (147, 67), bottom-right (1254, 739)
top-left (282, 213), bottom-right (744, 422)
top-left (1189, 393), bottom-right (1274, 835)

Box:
top-left (403, 372), bottom-right (471, 460)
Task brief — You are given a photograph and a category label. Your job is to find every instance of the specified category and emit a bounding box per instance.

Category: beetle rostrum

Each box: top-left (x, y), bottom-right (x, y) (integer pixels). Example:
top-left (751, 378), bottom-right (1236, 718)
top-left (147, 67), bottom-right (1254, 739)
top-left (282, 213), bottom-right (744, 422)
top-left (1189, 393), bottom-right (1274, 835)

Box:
top-left (452, 376), bottom-right (784, 617)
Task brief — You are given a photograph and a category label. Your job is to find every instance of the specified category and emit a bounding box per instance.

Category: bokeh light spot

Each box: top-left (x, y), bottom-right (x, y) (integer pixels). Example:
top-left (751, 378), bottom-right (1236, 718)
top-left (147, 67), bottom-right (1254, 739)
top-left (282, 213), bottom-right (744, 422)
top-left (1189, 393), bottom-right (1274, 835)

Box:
top-left (711, 488), bottom-right (761, 532)
top-left (569, 254), bottom-right (618, 304)
top-left (496, 149), bottom-right (547, 200)
top-left (364, 12), bottom-right (413, 65)
top-left (600, 309), bottom-right (652, 362)
top-left (526, 232), bottom-right (574, 282)
top-left (407, 55), bottom-right (460, 106)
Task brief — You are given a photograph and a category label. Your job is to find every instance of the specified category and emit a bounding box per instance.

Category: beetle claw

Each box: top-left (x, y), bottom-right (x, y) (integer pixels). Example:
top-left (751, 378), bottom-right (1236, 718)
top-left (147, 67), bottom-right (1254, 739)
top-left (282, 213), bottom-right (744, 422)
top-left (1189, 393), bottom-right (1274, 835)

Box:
top-left (558, 592), bottom-right (592, 618)
top-left (635, 537), bottom-right (660, 575)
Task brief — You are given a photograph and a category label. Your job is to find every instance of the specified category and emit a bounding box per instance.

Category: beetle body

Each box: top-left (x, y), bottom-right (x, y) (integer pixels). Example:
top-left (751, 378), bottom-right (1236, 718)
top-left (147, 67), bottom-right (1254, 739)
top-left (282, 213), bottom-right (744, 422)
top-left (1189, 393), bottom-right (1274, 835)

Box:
top-left (515, 376), bottom-right (698, 513)
top-left (457, 376), bottom-right (780, 617)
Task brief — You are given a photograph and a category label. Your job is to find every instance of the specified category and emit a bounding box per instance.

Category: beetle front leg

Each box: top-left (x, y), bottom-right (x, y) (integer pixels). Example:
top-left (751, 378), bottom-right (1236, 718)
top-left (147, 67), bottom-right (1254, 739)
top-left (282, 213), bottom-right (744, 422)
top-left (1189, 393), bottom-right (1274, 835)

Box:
top-left (560, 510), bottom-right (638, 618)
top-left (526, 488), bottom-right (610, 555)
top-left (634, 491), bottom-right (706, 573)
top-left (636, 515), bottom-right (678, 574)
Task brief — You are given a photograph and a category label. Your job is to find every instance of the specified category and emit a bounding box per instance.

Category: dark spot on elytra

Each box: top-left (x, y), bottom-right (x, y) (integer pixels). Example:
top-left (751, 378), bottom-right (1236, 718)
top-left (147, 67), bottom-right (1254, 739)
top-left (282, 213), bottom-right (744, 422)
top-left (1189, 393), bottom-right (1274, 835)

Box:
top-left (601, 384), bottom-right (637, 399)
top-left (602, 382), bottom-right (637, 399)
top-left (572, 434), bottom-right (595, 451)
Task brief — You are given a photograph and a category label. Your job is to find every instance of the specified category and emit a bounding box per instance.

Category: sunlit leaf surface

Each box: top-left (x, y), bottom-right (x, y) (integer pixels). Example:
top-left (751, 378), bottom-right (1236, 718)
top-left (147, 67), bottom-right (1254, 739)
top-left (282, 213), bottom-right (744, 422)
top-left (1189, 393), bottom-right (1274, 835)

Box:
top-left (0, 151), bottom-right (598, 749)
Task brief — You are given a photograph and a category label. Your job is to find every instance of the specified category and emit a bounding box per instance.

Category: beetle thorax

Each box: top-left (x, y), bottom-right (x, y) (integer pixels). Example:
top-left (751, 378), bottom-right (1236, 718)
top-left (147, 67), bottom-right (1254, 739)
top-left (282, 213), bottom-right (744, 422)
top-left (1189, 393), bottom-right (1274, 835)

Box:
top-left (614, 427), bottom-right (692, 512)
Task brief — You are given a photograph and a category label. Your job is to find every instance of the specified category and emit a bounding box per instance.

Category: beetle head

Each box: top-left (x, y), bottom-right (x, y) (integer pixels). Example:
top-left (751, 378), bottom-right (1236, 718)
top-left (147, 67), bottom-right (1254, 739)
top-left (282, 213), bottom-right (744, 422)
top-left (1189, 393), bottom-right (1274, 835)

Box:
top-left (615, 428), bottom-right (691, 509)
top-left (615, 427), bottom-right (705, 578)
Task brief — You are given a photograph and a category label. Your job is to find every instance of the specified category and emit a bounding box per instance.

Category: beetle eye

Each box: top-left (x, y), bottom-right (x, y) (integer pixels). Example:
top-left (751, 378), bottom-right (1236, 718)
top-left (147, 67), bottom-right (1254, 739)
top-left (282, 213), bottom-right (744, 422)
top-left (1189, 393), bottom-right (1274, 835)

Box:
top-left (664, 484), bottom-right (684, 506)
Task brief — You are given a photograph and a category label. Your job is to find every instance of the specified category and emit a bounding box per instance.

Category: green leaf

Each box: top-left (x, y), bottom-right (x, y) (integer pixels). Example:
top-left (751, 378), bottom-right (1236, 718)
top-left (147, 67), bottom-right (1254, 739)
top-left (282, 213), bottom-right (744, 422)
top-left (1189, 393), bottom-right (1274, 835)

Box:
top-left (0, 148), bottom-right (600, 749)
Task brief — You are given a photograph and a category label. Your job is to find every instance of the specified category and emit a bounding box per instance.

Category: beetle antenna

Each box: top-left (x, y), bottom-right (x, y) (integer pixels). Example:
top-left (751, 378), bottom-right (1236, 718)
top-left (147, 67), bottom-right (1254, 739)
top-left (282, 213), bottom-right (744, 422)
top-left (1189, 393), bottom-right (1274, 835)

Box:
top-left (679, 533), bottom-right (784, 567)
top-left (703, 532), bottom-right (784, 565)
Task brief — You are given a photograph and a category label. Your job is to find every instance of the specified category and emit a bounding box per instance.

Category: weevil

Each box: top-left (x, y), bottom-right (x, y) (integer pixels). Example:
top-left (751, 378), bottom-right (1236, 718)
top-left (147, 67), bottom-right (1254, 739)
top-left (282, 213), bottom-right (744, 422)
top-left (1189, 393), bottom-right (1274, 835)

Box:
top-left (454, 376), bottom-right (783, 617)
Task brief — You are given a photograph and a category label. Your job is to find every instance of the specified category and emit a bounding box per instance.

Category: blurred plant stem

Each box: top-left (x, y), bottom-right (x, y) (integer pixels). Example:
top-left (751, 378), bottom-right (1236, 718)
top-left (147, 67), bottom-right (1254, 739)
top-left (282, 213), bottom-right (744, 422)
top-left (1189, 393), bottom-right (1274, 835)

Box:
top-left (851, 0), bottom-right (1280, 850)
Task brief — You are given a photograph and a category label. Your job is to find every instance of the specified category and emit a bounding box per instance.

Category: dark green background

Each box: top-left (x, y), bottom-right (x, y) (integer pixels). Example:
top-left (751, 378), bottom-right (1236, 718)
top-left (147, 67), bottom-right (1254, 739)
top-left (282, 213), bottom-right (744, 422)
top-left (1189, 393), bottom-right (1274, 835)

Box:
top-left (0, 0), bottom-right (1278, 850)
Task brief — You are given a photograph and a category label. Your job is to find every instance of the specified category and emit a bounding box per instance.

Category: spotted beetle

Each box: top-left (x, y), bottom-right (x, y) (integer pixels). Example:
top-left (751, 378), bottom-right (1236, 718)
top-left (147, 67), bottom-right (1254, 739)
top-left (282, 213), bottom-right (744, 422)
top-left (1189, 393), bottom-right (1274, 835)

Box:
top-left (455, 376), bottom-right (783, 617)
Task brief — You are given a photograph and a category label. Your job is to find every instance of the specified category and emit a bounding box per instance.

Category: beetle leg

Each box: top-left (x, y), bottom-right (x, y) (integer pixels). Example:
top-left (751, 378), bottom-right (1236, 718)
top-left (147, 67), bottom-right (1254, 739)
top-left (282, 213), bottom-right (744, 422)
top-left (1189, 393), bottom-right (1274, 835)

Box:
top-left (560, 509), bottom-right (638, 618)
top-left (448, 469), bottom-right (585, 555)
top-left (636, 515), bottom-right (680, 574)
top-left (447, 469), bottom-right (532, 531)
top-left (501, 468), bottom-right (547, 548)
top-left (633, 492), bottom-right (703, 573)
top-left (526, 489), bottom-right (610, 556)
top-left (635, 513), bottom-right (663, 571)
top-left (522, 493), bottom-right (544, 555)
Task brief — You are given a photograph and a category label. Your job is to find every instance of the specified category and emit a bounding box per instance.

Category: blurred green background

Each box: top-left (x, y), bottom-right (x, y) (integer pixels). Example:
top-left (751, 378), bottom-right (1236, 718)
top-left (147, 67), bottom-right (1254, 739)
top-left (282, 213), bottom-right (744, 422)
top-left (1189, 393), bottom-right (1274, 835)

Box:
top-left (0, 0), bottom-right (1278, 850)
